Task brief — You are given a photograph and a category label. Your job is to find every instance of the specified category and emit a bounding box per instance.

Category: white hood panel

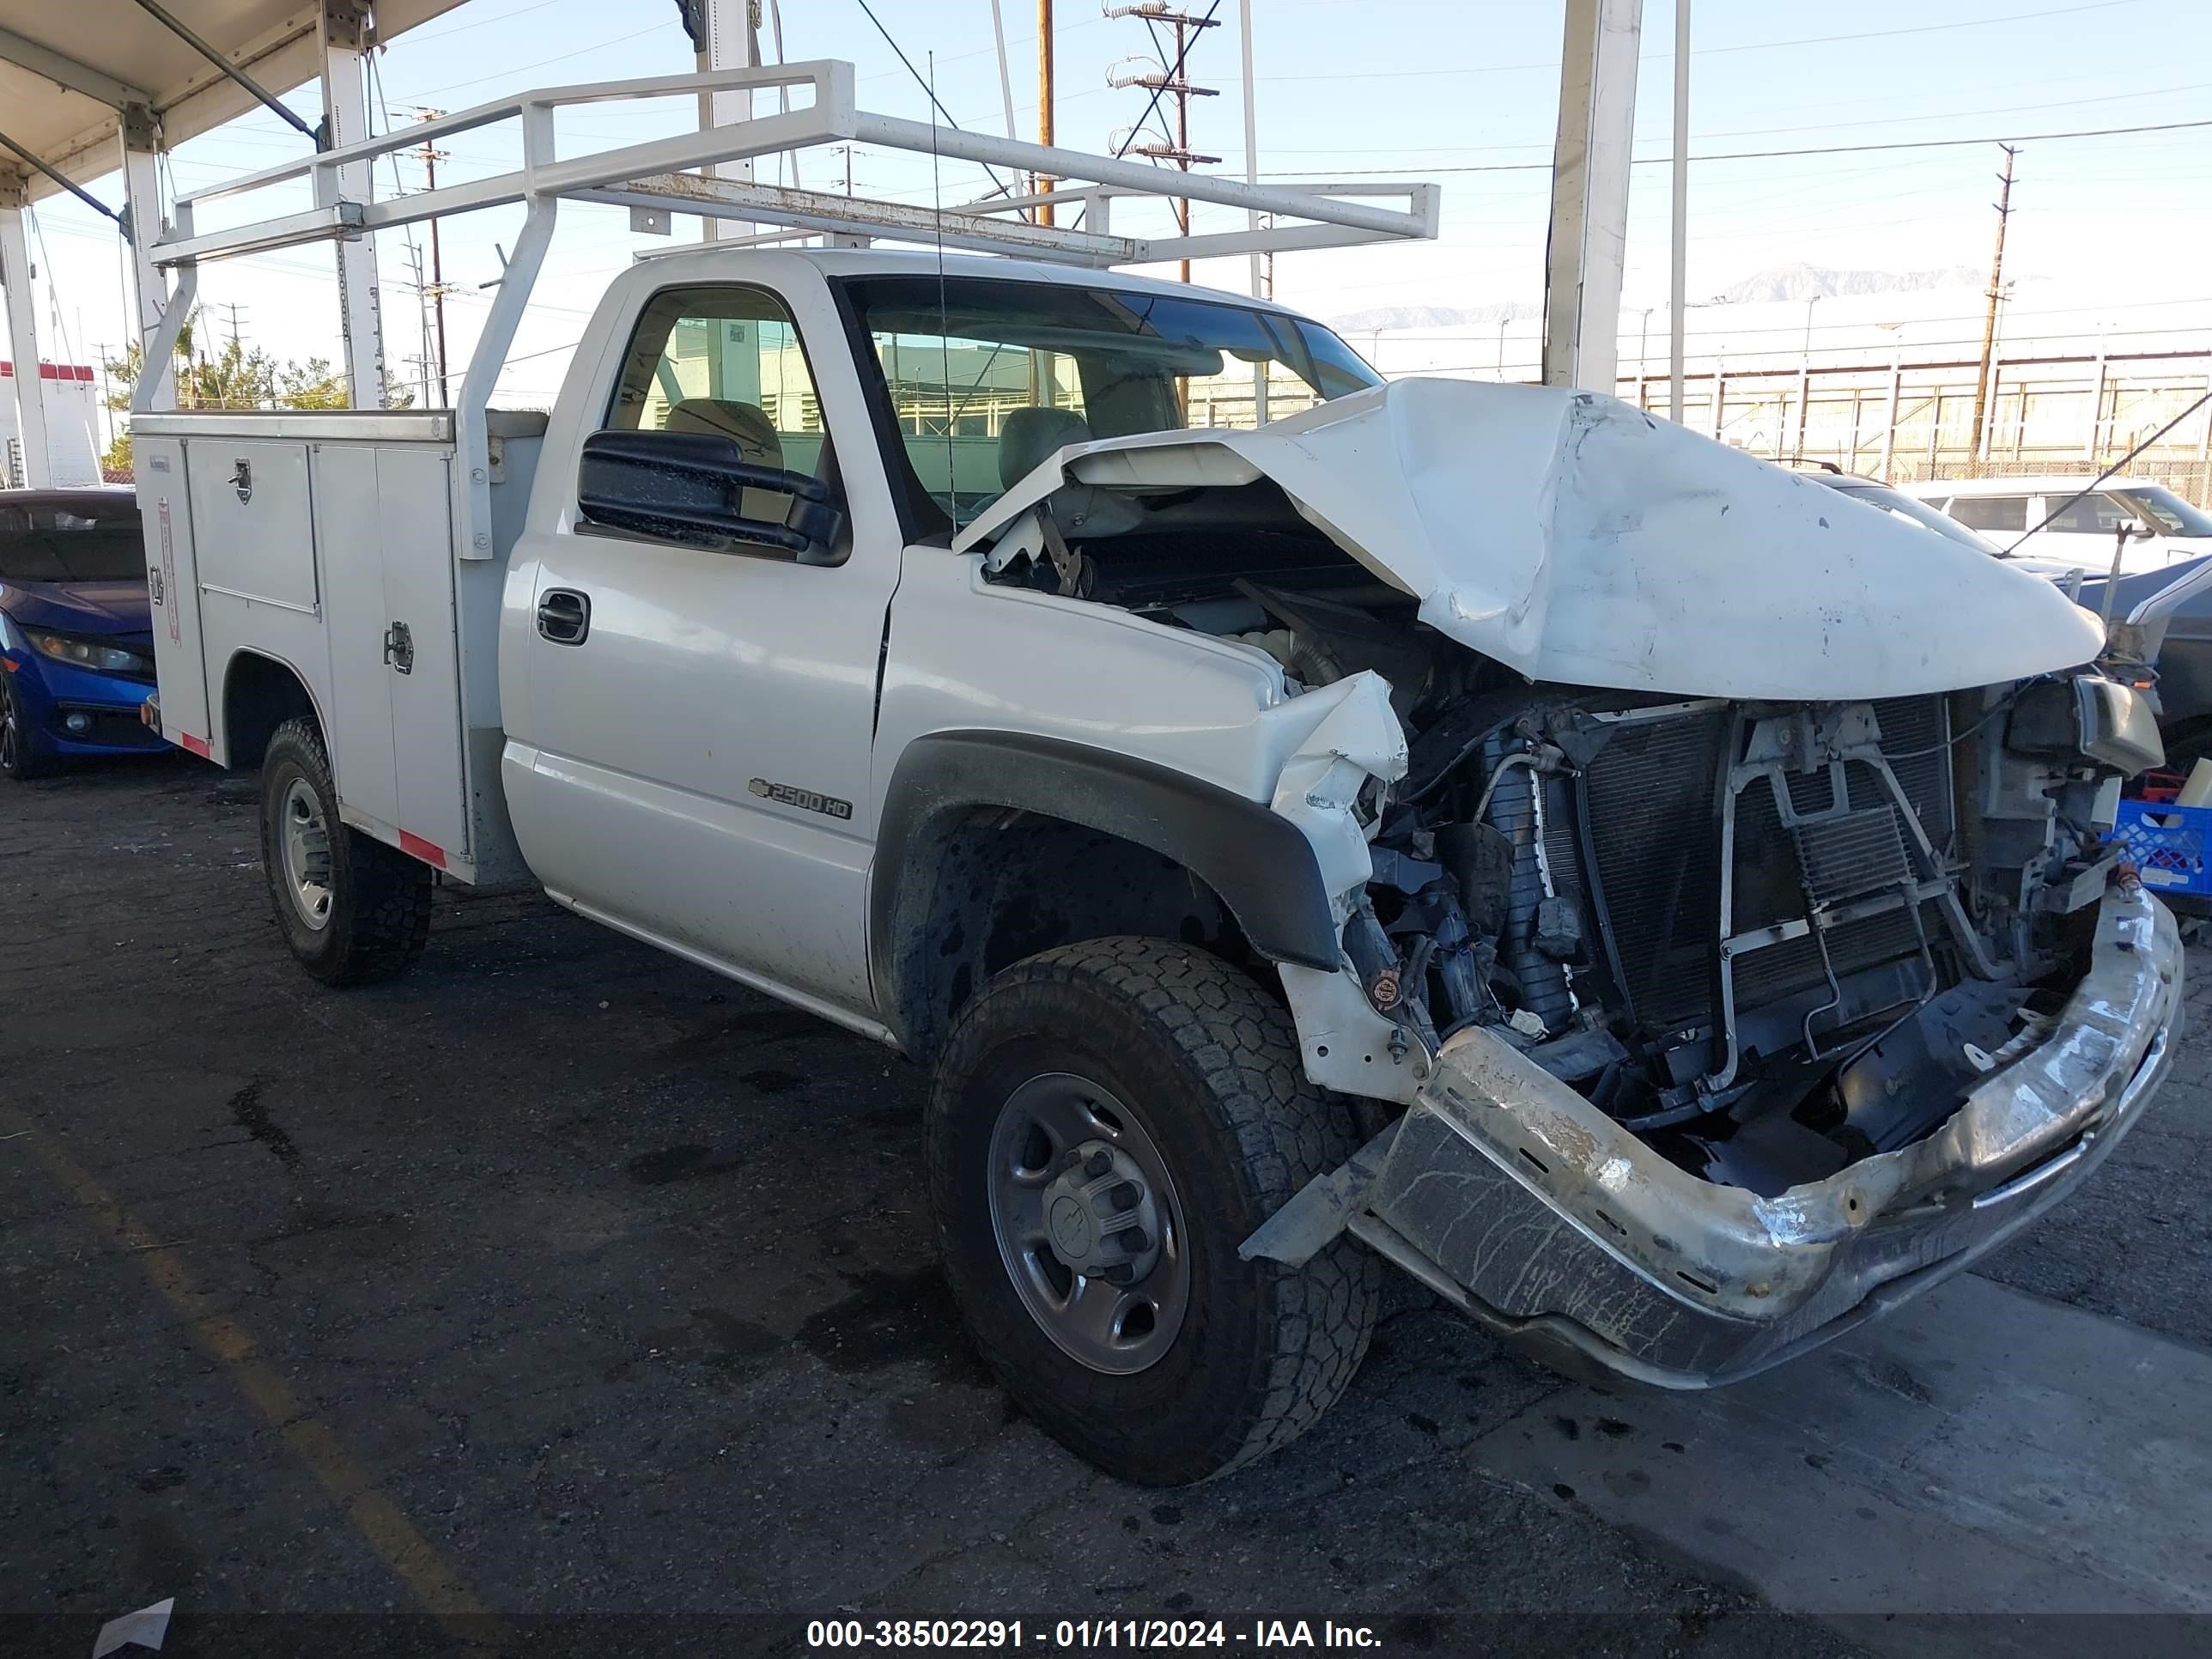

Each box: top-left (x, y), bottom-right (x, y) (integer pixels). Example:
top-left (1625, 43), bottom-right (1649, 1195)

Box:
top-left (958, 379), bottom-right (2104, 700)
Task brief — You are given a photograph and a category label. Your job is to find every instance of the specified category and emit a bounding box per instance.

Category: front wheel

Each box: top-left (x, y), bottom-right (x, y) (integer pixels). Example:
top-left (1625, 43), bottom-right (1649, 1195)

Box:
top-left (0, 676), bottom-right (53, 781)
top-left (259, 717), bottom-right (433, 985)
top-left (927, 938), bottom-right (1379, 1486)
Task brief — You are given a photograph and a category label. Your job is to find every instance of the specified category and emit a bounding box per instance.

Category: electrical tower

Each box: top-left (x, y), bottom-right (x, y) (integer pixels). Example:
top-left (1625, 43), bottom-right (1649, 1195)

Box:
top-left (1105, 3), bottom-right (1220, 283)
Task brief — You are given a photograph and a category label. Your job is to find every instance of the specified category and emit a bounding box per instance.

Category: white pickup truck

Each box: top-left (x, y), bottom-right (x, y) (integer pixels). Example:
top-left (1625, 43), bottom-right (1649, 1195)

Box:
top-left (135, 66), bottom-right (2181, 1486)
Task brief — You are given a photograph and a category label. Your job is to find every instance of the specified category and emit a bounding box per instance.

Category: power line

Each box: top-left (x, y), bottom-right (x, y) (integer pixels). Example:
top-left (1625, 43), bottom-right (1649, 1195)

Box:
top-left (848, 0), bottom-right (1016, 198)
top-left (397, 21), bottom-right (668, 101)
top-left (1261, 117), bottom-right (2212, 178)
top-left (400, 0), bottom-right (567, 47)
top-left (1255, 1), bottom-right (2151, 83)
top-left (1249, 76), bottom-right (2212, 157)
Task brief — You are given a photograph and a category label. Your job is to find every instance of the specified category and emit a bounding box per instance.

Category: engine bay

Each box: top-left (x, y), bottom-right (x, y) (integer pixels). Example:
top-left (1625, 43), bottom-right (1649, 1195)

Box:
top-left (985, 488), bottom-right (2132, 1199)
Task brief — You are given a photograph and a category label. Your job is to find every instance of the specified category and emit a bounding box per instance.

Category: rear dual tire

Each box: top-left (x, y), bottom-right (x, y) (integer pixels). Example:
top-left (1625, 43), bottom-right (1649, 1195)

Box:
top-left (259, 717), bottom-right (433, 985)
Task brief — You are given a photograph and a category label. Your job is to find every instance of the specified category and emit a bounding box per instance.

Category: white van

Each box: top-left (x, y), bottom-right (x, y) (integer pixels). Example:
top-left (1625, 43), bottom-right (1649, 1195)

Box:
top-left (1907, 476), bottom-right (2212, 574)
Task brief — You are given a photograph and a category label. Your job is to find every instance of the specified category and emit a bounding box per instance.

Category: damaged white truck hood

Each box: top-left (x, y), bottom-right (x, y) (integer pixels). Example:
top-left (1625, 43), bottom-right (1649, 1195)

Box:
top-left (955, 378), bottom-right (2103, 700)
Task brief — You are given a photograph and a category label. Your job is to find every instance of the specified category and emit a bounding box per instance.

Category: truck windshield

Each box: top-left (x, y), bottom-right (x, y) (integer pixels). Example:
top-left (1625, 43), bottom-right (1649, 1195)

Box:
top-left (834, 274), bottom-right (1382, 533)
top-left (0, 498), bottom-right (144, 581)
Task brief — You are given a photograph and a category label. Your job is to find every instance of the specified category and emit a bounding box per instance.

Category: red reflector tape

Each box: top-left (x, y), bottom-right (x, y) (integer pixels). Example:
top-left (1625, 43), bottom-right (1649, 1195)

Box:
top-left (179, 732), bottom-right (210, 757)
top-left (398, 830), bottom-right (447, 869)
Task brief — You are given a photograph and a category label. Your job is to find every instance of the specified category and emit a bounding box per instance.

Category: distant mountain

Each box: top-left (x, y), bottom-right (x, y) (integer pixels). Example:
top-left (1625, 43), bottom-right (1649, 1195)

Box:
top-left (1328, 301), bottom-right (1542, 333)
top-left (1329, 264), bottom-right (1987, 334)
top-left (1706, 261), bottom-right (1983, 304)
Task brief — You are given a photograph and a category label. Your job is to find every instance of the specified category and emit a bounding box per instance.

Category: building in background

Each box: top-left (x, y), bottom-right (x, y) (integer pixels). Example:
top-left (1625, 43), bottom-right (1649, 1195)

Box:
top-left (0, 363), bottom-right (101, 487)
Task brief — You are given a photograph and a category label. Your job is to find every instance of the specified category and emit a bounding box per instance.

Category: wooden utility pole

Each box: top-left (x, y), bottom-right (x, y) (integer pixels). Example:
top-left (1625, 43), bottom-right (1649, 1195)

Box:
top-left (1172, 13), bottom-right (1190, 282)
top-left (1037, 0), bottom-right (1055, 226)
top-left (410, 110), bottom-right (452, 405)
top-left (1969, 144), bottom-right (2017, 466)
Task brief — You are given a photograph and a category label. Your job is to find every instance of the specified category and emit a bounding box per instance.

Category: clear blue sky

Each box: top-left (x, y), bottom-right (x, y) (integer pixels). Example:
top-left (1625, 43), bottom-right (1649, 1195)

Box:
top-left (15, 0), bottom-right (2211, 402)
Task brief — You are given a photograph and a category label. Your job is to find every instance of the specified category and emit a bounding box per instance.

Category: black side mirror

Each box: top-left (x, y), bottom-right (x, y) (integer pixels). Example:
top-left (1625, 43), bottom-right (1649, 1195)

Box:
top-left (577, 428), bottom-right (844, 562)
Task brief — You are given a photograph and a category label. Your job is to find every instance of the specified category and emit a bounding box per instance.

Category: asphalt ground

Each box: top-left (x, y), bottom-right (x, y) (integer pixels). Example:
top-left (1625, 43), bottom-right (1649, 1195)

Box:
top-left (3, 750), bottom-right (2209, 1658)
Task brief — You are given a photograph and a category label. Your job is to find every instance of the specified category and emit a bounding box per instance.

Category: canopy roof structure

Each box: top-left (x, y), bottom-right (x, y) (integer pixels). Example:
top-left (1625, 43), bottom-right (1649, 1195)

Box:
top-left (0, 1), bottom-right (465, 484)
top-left (0, 1), bottom-right (463, 200)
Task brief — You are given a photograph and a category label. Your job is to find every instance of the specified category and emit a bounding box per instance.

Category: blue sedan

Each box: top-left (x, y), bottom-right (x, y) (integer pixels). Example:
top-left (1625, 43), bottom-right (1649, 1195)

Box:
top-left (0, 489), bottom-right (167, 781)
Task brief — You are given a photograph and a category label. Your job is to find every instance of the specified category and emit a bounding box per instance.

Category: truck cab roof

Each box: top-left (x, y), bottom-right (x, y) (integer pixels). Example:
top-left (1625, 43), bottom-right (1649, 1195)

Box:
top-left (637, 242), bottom-right (1310, 316)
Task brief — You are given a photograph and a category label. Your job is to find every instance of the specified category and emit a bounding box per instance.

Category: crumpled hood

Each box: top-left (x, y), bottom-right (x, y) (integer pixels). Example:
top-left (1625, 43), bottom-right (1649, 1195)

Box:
top-left (957, 379), bottom-right (2104, 700)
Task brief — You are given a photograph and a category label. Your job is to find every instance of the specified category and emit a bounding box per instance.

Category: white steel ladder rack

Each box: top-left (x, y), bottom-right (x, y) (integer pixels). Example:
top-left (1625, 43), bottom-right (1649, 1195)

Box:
top-left (129, 58), bottom-right (1438, 572)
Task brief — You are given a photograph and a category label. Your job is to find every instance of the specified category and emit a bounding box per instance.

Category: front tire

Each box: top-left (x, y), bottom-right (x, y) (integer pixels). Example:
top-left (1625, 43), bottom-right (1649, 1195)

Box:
top-left (927, 938), bottom-right (1378, 1486)
top-left (259, 717), bottom-right (433, 985)
top-left (0, 676), bottom-right (53, 781)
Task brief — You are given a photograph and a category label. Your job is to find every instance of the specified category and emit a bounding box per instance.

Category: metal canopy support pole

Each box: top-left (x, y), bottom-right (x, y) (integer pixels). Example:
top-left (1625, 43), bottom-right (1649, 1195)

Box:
top-left (320, 2), bottom-right (385, 407)
top-left (118, 103), bottom-right (174, 411)
top-left (1666, 0), bottom-right (1687, 422)
top-left (0, 170), bottom-right (50, 487)
top-left (697, 0), bottom-right (760, 241)
top-left (1541, 0), bottom-right (1642, 392)
top-left (1238, 0), bottom-right (1266, 426)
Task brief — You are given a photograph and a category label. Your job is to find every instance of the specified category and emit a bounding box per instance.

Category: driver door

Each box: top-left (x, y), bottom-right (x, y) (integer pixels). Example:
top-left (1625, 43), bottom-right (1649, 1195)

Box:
top-left (509, 278), bottom-right (898, 1018)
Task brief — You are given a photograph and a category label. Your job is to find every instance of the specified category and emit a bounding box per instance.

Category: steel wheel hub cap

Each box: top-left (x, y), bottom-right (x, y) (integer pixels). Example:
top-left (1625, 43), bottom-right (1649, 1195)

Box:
top-left (279, 777), bottom-right (334, 932)
top-left (986, 1073), bottom-right (1188, 1376)
top-left (1041, 1140), bottom-right (1164, 1285)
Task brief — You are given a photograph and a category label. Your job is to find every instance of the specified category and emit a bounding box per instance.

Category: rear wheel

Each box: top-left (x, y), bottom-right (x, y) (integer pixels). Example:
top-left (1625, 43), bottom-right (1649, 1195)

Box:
top-left (259, 717), bottom-right (433, 985)
top-left (927, 937), bottom-right (1378, 1486)
top-left (0, 677), bottom-right (53, 781)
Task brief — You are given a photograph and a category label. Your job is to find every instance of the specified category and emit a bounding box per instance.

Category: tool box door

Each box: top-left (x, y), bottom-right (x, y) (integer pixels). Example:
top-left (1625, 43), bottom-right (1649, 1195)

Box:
top-left (308, 445), bottom-right (469, 866)
top-left (376, 447), bottom-right (468, 866)
top-left (313, 446), bottom-right (404, 832)
top-left (135, 436), bottom-right (212, 755)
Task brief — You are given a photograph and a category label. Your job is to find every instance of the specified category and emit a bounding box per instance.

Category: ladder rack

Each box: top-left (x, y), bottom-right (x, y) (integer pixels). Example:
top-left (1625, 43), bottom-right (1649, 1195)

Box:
top-left (127, 59), bottom-right (1437, 597)
top-left (150, 60), bottom-right (1435, 271)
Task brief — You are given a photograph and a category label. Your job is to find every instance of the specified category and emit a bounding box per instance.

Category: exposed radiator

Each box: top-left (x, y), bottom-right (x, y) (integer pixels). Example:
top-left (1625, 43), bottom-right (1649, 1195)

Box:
top-left (1579, 708), bottom-right (1730, 1031)
top-left (1578, 699), bottom-right (1954, 1036)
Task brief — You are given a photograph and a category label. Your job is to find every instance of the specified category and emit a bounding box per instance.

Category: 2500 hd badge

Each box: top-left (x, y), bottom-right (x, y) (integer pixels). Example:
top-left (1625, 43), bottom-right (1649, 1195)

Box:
top-left (747, 777), bottom-right (854, 820)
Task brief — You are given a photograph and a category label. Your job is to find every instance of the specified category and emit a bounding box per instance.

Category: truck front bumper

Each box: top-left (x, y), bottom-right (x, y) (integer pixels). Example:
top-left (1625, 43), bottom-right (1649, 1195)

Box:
top-left (1294, 883), bottom-right (2180, 1389)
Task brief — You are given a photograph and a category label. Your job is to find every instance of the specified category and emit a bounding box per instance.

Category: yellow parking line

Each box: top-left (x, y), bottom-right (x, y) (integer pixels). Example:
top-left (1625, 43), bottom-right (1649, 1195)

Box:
top-left (4, 1107), bottom-right (502, 1654)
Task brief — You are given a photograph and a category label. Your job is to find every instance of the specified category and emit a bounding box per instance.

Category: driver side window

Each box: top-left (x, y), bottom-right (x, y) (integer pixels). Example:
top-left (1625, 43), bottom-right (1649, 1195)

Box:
top-left (607, 285), bottom-right (829, 531)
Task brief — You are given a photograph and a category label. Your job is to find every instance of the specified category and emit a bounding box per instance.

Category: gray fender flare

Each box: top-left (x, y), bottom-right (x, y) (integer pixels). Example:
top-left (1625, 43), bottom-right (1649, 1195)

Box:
top-left (870, 731), bottom-right (1340, 1048)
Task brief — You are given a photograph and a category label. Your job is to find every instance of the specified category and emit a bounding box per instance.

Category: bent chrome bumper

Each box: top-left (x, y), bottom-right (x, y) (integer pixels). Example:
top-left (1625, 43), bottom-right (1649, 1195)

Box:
top-left (1263, 882), bottom-right (2181, 1389)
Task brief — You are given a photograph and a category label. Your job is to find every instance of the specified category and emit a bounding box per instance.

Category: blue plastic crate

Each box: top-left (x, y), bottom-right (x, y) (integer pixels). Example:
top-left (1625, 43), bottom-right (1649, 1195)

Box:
top-left (2114, 799), bottom-right (2212, 896)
